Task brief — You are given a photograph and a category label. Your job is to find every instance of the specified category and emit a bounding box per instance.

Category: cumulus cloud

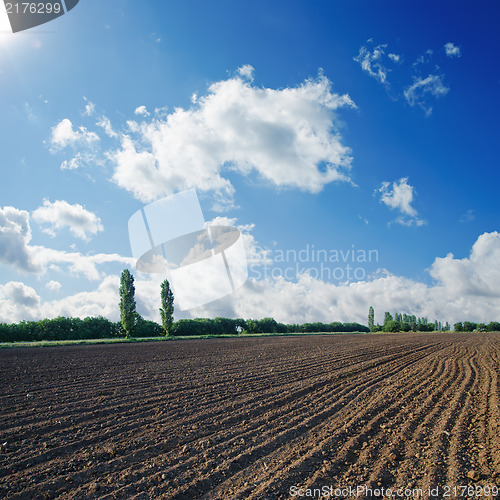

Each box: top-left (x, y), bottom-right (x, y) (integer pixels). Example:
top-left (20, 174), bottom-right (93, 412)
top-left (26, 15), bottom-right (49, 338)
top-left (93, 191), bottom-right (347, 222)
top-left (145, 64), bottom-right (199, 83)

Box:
top-left (0, 282), bottom-right (41, 322)
top-left (0, 204), bottom-right (131, 281)
top-left (0, 275), bottom-right (121, 323)
top-left (0, 206), bottom-right (40, 273)
top-left (378, 178), bottom-right (425, 226)
top-left (44, 275), bottom-right (121, 321)
top-left (430, 232), bottom-right (500, 298)
top-left (403, 74), bottom-right (449, 116)
top-left (3, 227), bottom-right (500, 326)
top-left (207, 215), bottom-right (271, 268)
top-left (182, 231), bottom-right (500, 326)
top-left (32, 199), bottom-right (104, 240)
top-left (188, 273), bottom-right (429, 325)
top-left (45, 280), bottom-right (62, 292)
top-left (444, 42), bottom-right (461, 58)
top-left (1, 282), bottom-right (40, 307)
top-left (110, 66), bottom-right (356, 208)
top-left (32, 247), bottom-right (132, 281)
top-left (50, 118), bottom-right (100, 150)
top-left (134, 106), bottom-right (149, 116)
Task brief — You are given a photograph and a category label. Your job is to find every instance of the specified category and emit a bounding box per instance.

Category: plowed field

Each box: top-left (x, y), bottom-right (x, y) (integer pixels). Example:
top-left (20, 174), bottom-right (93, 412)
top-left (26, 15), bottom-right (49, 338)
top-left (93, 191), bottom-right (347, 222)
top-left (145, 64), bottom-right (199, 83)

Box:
top-left (1, 332), bottom-right (499, 499)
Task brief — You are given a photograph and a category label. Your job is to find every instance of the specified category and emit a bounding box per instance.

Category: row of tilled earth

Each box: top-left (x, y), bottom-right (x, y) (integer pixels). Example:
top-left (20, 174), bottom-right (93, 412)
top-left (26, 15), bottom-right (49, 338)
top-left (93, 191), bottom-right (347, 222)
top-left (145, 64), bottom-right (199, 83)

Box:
top-left (0, 332), bottom-right (499, 499)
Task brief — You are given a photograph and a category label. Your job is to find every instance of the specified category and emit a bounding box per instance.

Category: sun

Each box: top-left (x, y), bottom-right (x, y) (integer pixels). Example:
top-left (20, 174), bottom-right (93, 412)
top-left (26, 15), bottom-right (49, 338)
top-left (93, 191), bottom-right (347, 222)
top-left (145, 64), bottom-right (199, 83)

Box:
top-left (0, 4), bottom-right (16, 49)
top-left (0, 4), bottom-right (13, 38)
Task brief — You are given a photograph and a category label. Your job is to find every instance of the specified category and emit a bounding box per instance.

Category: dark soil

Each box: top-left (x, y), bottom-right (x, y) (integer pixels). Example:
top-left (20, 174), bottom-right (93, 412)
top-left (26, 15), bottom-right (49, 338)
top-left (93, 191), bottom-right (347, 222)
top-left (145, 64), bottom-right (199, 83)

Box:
top-left (1, 332), bottom-right (499, 499)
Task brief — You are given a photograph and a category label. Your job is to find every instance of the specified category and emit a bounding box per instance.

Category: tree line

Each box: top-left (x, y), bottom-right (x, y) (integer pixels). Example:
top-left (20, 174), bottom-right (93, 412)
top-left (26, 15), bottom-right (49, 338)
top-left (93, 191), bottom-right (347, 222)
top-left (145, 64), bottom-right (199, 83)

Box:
top-left (2, 271), bottom-right (497, 343)
top-left (368, 306), bottom-right (499, 333)
top-left (0, 316), bottom-right (369, 343)
top-left (454, 321), bottom-right (500, 332)
top-left (368, 306), bottom-right (448, 332)
top-left (0, 315), bottom-right (166, 343)
top-left (0, 269), bottom-right (368, 342)
top-left (174, 318), bottom-right (369, 336)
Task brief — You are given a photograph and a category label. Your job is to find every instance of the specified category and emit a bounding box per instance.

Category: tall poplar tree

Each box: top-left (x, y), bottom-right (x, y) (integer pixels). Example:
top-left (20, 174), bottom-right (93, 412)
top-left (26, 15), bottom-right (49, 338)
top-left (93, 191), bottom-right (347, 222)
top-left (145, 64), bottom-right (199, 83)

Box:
top-left (119, 269), bottom-right (137, 338)
top-left (159, 278), bottom-right (174, 336)
top-left (368, 306), bottom-right (375, 332)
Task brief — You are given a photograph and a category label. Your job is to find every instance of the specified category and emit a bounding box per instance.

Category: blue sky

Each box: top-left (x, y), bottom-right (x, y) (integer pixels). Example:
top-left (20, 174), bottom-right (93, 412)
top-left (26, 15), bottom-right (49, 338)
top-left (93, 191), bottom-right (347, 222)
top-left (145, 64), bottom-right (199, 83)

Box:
top-left (0, 0), bottom-right (499, 326)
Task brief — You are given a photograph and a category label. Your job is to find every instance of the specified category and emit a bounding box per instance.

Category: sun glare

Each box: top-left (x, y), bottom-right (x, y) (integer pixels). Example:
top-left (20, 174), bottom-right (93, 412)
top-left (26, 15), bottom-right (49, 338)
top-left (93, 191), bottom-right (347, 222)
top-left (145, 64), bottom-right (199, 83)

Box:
top-left (0, 4), bottom-right (14, 42)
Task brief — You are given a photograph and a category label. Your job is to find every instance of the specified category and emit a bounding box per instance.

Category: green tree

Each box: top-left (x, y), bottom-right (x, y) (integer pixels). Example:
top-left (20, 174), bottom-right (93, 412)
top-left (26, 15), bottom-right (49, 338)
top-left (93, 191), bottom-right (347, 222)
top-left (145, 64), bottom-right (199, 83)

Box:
top-left (368, 306), bottom-right (375, 332)
top-left (245, 319), bottom-right (259, 334)
top-left (463, 321), bottom-right (477, 332)
top-left (383, 312), bottom-right (393, 326)
top-left (119, 269), bottom-right (137, 338)
top-left (257, 317), bottom-right (278, 333)
top-left (159, 278), bottom-right (175, 336)
top-left (382, 320), bottom-right (401, 333)
top-left (487, 321), bottom-right (500, 332)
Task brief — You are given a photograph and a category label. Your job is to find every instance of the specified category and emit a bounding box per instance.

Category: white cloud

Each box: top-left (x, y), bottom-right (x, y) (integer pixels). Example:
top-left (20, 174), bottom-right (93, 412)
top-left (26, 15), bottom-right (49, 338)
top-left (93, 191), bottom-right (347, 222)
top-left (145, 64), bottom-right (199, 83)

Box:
top-left (44, 275), bottom-right (121, 321)
top-left (97, 115), bottom-right (118, 138)
top-left (83, 98), bottom-right (95, 116)
top-left (460, 209), bottom-right (475, 223)
top-left (50, 118), bottom-right (100, 150)
top-left (45, 280), bottom-right (62, 292)
top-left (403, 74), bottom-right (449, 116)
top-left (0, 275), bottom-right (120, 323)
top-left (236, 64), bottom-right (254, 81)
top-left (1, 282), bottom-right (40, 307)
top-left (0, 206), bottom-right (40, 273)
top-left (134, 105), bottom-right (150, 116)
top-left (32, 247), bottom-right (132, 281)
top-left (0, 204), bottom-right (131, 281)
top-left (354, 42), bottom-right (395, 84)
top-left (32, 199), bottom-right (104, 240)
top-left (378, 177), bottom-right (425, 226)
top-left (0, 282), bottom-right (41, 322)
top-left (189, 273), bottom-right (427, 325)
top-left (444, 42), bottom-right (461, 58)
top-left (183, 232), bottom-right (500, 326)
top-left (430, 232), bottom-right (500, 299)
top-left (60, 152), bottom-right (83, 170)
top-left (355, 41), bottom-right (453, 114)
top-left (110, 67), bottom-right (356, 208)
top-left (60, 152), bottom-right (101, 171)
top-left (413, 49), bottom-right (434, 68)
top-left (379, 178), bottom-right (416, 216)
top-left (3, 227), bottom-right (500, 327)
top-left (206, 215), bottom-right (271, 268)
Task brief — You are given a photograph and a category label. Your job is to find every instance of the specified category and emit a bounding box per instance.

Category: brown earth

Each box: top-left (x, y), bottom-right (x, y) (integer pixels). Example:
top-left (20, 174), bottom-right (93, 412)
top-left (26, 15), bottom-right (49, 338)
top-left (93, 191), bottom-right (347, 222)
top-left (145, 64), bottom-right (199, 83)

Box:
top-left (1, 332), bottom-right (500, 499)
